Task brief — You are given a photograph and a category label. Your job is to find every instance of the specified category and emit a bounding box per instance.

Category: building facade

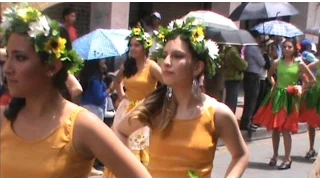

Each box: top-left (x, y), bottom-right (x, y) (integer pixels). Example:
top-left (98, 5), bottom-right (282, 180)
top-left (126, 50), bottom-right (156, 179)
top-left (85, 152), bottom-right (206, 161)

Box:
top-left (1, 2), bottom-right (319, 42)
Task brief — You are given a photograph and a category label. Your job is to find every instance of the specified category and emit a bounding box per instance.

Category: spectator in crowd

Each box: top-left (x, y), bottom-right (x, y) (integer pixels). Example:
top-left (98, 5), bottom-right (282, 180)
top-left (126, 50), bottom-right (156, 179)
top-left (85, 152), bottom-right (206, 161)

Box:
top-left (224, 45), bottom-right (248, 113)
top-left (62, 7), bottom-right (78, 42)
top-left (240, 30), bottom-right (265, 132)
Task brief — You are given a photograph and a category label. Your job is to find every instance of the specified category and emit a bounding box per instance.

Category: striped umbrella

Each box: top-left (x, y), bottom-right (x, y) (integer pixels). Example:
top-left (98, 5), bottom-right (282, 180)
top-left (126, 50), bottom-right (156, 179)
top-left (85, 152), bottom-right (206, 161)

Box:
top-left (252, 20), bottom-right (303, 38)
top-left (72, 29), bottom-right (131, 60)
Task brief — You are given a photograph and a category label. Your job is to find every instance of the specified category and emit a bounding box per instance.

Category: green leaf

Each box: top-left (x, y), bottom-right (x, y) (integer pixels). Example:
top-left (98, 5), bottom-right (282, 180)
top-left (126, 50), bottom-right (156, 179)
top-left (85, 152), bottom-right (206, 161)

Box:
top-left (187, 170), bottom-right (198, 178)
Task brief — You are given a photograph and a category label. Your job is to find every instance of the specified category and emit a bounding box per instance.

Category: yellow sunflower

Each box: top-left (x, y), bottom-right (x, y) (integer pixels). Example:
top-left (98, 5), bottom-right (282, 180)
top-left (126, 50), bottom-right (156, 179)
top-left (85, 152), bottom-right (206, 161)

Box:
top-left (192, 26), bottom-right (205, 42)
top-left (44, 37), bottom-right (67, 58)
top-left (146, 39), bottom-right (153, 48)
top-left (133, 28), bottom-right (142, 36)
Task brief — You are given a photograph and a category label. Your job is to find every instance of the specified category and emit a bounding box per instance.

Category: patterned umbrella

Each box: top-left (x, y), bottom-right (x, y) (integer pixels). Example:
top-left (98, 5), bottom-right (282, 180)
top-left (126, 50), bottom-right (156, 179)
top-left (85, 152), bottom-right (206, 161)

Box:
top-left (72, 29), bottom-right (131, 60)
top-left (252, 20), bottom-right (303, 38)
top-left (181, 10), bottom-right (238, 31)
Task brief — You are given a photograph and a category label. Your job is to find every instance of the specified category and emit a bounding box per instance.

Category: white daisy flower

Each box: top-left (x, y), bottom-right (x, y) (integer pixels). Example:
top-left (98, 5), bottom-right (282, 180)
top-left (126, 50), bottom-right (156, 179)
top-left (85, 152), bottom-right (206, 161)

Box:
top-left (205, 40), bottom-right (219, 59)
top-left (28, 16), bottom-right (50, 37)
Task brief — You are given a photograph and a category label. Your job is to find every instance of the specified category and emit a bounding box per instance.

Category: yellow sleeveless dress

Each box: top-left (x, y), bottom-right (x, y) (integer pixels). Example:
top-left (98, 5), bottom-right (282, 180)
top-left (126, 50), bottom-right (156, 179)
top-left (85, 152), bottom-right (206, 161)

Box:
top-left (148, 102), bottom-right (218, 177)
top-left (104, 60), bottom-right (158, 177)
top-left (0, 108), bottom-right (94, 177)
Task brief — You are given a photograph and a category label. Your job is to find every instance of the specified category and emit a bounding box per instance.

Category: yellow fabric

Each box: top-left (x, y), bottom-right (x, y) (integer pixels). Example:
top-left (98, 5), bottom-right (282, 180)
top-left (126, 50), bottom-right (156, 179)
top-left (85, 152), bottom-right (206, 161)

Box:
top-left (0, 108), bottom-right (94, 178)
top-left (123, 60), bottom-right (158, 101)
top-left (148, 105), bottom-right (217, 178)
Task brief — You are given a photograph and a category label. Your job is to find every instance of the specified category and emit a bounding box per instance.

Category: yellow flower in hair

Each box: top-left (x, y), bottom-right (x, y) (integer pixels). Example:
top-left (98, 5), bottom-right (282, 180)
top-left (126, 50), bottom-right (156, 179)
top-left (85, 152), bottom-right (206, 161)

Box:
top-left (44, 37), bottom-right (67, 58)
top-left (17, 8), bottom-right (28, 21)
top-left (146, 39), bottom-right (153, 48)
top-left (17, 7), bottom-right (41, 22)
top-left (158, 32), bottom-right (165, 41)
top-left (133, 28), bottom-right (141, 35)
top-left (192, 26), bottom-right (205, 42)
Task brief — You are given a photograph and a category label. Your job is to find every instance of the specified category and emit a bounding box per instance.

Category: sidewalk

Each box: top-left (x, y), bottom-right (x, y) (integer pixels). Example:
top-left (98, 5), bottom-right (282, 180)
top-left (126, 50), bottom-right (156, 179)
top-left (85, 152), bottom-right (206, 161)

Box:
top-left (218, 88), bottom-right (309, 147)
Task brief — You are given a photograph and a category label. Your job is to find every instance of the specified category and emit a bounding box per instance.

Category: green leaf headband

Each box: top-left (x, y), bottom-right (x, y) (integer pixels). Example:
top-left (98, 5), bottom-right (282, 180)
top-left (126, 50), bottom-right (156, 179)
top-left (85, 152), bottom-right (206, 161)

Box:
top-left (151, 17), bottom-right (220, 78)
top-left (0, 4), bottom-right (84, 74)
top-left (126, 27), bottom-right (153, 50)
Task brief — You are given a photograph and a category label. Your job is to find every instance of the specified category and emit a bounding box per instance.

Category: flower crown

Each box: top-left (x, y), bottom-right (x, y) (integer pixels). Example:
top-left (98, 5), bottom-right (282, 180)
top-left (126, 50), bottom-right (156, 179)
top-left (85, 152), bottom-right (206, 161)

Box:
top-left (152, 17), bottom-right (220, 78)
top-left (126, 27), bottom-right (153, 50)
top-left (0, 4), bottom-right (83, 74)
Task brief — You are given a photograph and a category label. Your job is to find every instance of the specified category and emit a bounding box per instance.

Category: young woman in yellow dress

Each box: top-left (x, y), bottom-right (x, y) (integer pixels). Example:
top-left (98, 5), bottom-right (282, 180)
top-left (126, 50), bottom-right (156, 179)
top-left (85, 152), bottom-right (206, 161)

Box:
top-left (103, 26), bottom-right (163, 177)
top-left (113, 18), bottom-right (249, 178)
top-left (0, 5), bottom-right (151, 178)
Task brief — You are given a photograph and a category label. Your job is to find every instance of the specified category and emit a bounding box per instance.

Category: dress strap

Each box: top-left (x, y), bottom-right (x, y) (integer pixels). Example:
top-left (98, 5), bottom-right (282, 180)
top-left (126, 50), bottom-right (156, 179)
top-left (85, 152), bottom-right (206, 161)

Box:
top-left (64, 107), bottom-right (87, 141)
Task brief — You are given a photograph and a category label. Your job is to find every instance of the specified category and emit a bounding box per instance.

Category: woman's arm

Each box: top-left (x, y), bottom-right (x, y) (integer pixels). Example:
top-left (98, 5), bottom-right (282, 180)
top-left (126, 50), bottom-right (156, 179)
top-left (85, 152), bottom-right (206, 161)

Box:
top-left (107, 81), bottom-right (115, 94)
top-left (114, 66), bottom-right (126, 100)
top-left (267, 60), bottom-right (279, 87)
top-left (299, 62), bottom-right (316, 87)
top-left (214, 101), bottom-right (249, 178)
top-left (308, 61), bottom-right (319, 73)
top-left (66, 73), bottom-right (83, 102)
top-left (74, 111), bottom-right (151, 178)
top-left (113, 101), bottom-right (146, 146)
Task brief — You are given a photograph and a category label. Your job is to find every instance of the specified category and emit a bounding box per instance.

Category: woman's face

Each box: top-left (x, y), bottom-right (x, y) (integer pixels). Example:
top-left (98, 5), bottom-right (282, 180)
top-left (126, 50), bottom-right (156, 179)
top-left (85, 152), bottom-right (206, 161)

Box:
top-left (129, 37), bottom-right (145, 59)
top-left (160, 37), bottom-right (203, 87)
top-left (283, 41), bottom-right (295, 58)
top-left (4, 33), bottom-right (52, 97)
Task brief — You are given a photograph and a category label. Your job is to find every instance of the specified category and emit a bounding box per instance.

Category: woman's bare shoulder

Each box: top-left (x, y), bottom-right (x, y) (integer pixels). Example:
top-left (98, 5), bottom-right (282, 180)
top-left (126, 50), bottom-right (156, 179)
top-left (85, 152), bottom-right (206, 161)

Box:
top-left (203, 94), bottom-right (236, 122)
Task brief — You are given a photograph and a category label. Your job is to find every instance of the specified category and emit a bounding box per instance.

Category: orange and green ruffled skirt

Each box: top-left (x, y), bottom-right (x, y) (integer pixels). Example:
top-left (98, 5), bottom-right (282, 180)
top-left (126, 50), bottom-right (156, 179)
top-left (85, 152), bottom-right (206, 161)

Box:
top-left (253, 87), bottom-right (300, 134)
top-left (300, 87), bottom-right (320, 128)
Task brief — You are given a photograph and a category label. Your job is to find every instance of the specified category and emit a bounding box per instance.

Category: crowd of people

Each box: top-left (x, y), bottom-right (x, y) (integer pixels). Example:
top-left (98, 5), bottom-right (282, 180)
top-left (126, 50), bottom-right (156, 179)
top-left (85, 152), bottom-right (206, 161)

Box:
top-left (0, 3), bottom-right (320, 178)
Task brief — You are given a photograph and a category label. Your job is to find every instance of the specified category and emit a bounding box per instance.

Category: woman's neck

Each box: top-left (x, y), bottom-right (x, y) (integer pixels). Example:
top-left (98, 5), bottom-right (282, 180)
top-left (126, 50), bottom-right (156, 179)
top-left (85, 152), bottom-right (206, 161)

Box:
top-left (135, 56), bottom-right (147, 68)
top-left (172, 83), bottom-right (200, 110)
top-left (23, 89), bottom-right (66, 118)
top-left (284, 56), bottom-right (294, 62)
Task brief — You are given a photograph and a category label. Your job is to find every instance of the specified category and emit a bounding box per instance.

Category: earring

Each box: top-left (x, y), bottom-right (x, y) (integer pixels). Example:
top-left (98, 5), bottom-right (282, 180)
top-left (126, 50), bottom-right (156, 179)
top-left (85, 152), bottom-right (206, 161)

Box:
top-left (192, 79), bottom-right (201, 99)
top-left (166, 86), bottom-right (172, 101)
top-left (48, 72), bottom-right (53, 77)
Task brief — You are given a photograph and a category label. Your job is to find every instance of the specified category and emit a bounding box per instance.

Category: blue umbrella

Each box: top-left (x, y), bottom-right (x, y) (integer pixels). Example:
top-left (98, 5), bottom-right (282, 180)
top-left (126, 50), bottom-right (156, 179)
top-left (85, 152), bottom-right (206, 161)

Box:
top-left (252, 20), bottom-right (303, 38)
top-left (72, 29), bottom-right (131, 60)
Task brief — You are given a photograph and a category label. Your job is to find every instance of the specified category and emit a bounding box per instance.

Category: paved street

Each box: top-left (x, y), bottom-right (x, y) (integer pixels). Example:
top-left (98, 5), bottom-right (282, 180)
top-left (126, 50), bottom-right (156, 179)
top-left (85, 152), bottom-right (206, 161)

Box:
top-left (212, 132), bottom-right (319, 178)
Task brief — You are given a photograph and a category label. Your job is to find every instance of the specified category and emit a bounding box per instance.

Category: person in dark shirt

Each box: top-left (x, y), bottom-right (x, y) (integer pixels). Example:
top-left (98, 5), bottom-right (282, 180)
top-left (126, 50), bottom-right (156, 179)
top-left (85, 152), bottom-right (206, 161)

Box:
top-left (79, 59), bottom-right (108, 121)
top-left (62, 7), bottom-right (78, 42)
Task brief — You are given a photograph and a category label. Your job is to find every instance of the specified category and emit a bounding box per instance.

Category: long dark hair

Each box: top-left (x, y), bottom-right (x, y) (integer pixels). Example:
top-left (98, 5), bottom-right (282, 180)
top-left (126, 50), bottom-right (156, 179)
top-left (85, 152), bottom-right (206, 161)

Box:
top-left (4, 28), bottom-right (73, 121)
top-left (122, 37), bottom-right (149, 79)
